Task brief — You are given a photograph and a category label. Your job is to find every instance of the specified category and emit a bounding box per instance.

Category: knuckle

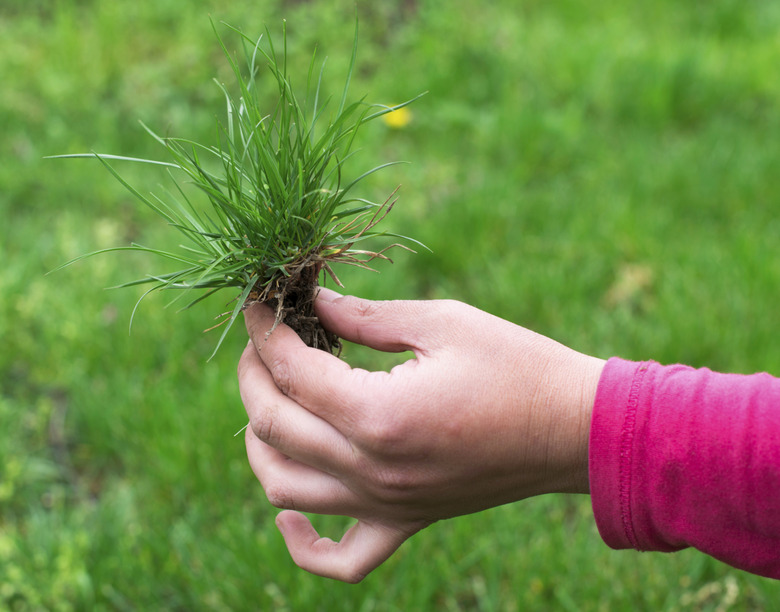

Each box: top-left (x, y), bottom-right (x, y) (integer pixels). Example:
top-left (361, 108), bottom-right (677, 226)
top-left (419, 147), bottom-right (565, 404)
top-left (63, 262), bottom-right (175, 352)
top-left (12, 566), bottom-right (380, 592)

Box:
top-left (249, 402), bottom-right (281, 447)
top-left (360, 463), bottom-right (423, 508)
top-left (353, 382), bottom-right (420, 454)
top-left (340, 563), bottom-right (368, 584)
top-left (361, 415), bottom-right (409, 454)
top-left (269, 354), bottom-right (295, 396)
top-left (345, 297), bottom-right (389, 345)
top-left (264, 480), bottom-right (296, 510)
top-left (374, 466), bottom-right (418, 498)
top-left (346, 295), bottom-right (385, 320)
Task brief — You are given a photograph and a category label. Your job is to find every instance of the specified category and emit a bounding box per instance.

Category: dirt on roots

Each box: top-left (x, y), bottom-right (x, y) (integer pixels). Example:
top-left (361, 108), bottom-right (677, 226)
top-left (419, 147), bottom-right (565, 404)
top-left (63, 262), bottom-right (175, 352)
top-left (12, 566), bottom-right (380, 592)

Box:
top-left (245, 260), bottom-right (341, 354)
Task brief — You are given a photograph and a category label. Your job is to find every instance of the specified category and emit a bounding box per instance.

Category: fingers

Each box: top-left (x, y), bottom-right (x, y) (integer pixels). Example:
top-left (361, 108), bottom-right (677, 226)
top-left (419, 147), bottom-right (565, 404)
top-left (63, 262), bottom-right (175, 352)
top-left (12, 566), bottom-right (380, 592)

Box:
top-left (242, 300), bottom-right (322, 368)
top-left (275, 511), bottom-right (418, 583)
top-left (243, 300), bottom-right (351, 398)
top-left (238, 340), bottom-right (352, 472)
top-left (240, 297), bottom-right (432, 582)
top-left (244, 427), bottom-right (357, 515)
top-left (242, 302), bottom-right (390, 429)
top-left (314, 288), bottom-right (443, 354)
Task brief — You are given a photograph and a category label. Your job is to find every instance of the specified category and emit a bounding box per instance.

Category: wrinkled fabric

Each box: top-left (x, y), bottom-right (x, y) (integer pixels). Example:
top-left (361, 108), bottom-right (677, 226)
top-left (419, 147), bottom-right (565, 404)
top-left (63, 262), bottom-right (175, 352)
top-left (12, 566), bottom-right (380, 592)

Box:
top-left (590, 358), bottom-right (780, 579)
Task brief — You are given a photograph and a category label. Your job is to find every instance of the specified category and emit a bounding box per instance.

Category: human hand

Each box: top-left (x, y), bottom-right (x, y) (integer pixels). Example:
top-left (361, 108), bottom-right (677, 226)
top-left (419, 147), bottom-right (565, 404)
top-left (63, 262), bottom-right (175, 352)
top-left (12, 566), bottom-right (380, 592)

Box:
top-left (238, 289), bottom-right (605, 582)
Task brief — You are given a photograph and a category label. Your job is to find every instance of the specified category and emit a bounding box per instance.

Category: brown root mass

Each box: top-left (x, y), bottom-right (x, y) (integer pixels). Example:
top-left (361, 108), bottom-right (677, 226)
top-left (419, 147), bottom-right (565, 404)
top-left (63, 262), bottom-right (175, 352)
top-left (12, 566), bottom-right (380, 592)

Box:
top-left (246, 260), bottom-right (341, 354)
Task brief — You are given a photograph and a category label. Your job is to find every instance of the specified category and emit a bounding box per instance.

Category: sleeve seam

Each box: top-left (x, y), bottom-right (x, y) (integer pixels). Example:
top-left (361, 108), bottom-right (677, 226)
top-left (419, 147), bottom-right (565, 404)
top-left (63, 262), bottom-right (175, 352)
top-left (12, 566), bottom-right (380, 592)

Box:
top-left (619, 362), bottom-right (650, 550)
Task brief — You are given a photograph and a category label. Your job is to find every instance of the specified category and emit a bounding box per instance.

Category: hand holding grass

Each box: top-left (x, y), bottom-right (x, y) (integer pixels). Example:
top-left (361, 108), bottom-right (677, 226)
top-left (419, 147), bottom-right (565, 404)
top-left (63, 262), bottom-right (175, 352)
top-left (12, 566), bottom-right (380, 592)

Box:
top-left (238, 289), bottom-right (606, 582)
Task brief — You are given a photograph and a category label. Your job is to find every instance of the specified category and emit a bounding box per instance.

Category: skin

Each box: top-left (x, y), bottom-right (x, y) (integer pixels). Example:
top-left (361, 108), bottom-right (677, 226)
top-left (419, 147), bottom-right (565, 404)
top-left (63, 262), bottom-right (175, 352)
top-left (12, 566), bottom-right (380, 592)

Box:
top-left (237, 287), bottom-right (606, 583)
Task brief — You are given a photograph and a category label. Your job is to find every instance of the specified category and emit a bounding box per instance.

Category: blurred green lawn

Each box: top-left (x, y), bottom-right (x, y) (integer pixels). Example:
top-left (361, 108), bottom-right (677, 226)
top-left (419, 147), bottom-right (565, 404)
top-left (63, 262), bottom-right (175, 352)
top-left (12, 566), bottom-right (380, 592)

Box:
top-left (2, 0), bottom-right (780, 609)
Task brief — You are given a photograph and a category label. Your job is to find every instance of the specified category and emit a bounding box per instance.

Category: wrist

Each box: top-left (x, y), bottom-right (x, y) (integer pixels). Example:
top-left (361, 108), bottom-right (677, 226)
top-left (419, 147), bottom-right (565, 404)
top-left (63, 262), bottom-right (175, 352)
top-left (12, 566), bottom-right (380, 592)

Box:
top-left (535, 347), bottom-right (605, 496)
top-left (566, 354), bottom-right (605, 494)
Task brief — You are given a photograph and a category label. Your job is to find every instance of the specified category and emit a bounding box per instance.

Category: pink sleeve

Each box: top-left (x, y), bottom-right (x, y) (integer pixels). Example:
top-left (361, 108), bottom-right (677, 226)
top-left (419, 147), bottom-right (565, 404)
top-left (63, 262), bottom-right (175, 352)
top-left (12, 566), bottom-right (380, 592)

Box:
top-left (589, 357), bottom-right (780, 579)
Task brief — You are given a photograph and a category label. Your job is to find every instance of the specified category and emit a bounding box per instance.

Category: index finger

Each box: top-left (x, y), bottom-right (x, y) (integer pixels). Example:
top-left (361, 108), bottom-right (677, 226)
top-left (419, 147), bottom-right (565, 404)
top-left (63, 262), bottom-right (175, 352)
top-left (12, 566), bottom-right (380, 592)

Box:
top-left (243, 302), bottom-right (388, 431)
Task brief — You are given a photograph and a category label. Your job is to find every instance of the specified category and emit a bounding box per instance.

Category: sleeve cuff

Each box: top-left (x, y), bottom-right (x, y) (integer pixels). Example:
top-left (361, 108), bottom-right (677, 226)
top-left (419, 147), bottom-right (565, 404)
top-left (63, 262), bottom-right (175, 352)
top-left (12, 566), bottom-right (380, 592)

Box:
top-left (589, 357), bottom-right (651, 550)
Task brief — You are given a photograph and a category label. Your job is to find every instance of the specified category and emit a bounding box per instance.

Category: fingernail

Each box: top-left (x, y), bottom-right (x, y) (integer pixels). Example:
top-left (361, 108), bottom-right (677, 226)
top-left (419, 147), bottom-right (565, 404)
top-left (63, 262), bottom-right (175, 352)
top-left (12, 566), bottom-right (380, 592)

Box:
top-left (317, 287), bottom-right (343, 303)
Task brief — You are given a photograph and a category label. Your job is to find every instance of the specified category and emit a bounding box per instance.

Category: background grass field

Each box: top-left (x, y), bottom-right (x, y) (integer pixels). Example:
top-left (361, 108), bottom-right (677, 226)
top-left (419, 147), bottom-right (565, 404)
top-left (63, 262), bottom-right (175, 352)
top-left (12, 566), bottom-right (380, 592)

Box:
top-left (2, 0), bottom-right (780, 609)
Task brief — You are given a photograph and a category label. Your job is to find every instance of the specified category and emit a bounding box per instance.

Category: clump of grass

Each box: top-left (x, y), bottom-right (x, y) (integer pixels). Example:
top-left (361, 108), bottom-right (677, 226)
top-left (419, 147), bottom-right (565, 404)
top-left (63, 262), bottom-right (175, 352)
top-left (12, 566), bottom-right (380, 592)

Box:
top-left (50, 20), bottom-right (423, 358)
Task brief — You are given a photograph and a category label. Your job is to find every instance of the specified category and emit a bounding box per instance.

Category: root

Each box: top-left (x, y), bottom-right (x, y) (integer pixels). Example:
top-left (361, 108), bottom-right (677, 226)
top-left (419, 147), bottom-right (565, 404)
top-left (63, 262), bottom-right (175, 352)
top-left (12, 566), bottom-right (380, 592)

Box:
top-left (243, 258), bottom-right (341, 354)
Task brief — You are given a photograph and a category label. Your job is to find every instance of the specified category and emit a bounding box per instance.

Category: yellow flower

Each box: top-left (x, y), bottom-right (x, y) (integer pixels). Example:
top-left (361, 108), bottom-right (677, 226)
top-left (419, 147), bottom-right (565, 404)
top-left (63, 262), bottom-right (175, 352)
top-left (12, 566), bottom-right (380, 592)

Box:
top-left (382, 106), bottom-right (413, 129)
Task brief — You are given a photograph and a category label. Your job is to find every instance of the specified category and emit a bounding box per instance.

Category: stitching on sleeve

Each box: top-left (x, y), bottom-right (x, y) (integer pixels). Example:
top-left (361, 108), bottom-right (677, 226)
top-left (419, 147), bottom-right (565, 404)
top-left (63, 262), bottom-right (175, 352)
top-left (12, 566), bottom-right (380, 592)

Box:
top-left (620, 362), bottom-right (649, 550)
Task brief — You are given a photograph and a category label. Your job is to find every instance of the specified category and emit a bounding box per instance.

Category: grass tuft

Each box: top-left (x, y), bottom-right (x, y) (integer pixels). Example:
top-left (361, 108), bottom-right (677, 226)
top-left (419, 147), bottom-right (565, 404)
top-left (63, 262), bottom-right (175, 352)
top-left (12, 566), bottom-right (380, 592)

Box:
top-left (48, 19), bottom-right (424, 358)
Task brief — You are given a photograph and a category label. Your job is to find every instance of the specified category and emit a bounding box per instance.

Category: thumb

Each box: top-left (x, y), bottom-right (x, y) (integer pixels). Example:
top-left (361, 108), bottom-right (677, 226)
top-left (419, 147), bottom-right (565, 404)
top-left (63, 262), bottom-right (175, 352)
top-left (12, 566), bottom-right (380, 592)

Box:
top-left (313, 288), bottom-right (442, 353)
top-left (275, 510), bottom-right (417, 583)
